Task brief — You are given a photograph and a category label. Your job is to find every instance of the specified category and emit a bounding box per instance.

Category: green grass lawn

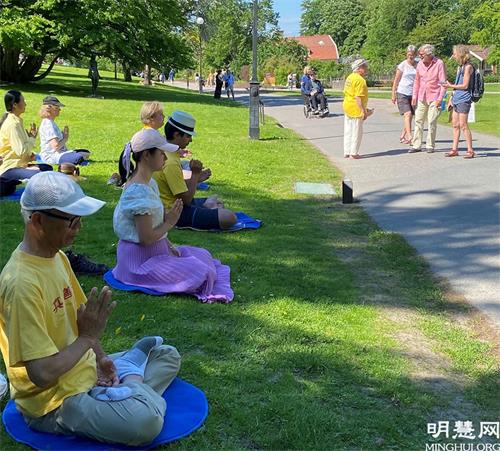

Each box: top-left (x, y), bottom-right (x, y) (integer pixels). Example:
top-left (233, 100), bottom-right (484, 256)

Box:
top-left (0, 67), bottom-right (498, 450)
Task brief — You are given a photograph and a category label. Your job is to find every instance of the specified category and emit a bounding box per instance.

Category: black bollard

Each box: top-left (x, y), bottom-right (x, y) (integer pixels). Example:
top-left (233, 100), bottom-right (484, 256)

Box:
top-left (342, 178), bottom-right (353, 204)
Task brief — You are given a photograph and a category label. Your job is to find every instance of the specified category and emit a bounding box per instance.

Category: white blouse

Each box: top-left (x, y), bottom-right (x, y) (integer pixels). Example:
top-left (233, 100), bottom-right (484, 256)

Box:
top-left (113, 179), bottom-right (165, 243)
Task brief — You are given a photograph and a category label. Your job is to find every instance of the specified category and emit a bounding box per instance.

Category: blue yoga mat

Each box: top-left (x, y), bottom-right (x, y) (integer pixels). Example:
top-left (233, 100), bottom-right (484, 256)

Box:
top-left (177, 211), bottom-right (262, 232)
top-left (35, 154), bottom-right (90, 166)
top-left (103, 270), bottom-right (165, 296)
top-left (2, 378), bottom-right (208, 450)
top-left (0, 187), bottom-right (24, 201)
top-left (197, 182), bottom-right (210, 191)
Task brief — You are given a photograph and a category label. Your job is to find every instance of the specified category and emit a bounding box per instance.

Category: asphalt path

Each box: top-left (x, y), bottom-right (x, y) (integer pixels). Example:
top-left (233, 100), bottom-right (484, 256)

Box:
top-left (171, 81), bottom-right (500, 325)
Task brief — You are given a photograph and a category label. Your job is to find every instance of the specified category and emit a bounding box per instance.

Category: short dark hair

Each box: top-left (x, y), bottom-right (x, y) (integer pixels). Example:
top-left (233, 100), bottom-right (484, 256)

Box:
top-left (164, 121), bottom-right (188, 141)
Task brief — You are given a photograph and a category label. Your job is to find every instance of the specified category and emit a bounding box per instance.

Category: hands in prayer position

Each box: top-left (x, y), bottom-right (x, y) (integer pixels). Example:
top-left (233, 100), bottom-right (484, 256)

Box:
top-left (27, 122), bottom-right (37, 138)
top-left (164, 198), bottom-right (183, 229)
top-left (77, 286), bottom-right (116, 345)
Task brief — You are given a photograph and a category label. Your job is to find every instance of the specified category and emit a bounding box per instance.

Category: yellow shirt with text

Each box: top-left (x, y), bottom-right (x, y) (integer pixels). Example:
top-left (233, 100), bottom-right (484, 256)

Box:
top-left (153, 151), bottom-right (187, 209)
top-left (0, 247), bottom-right (97, 418)
top-left (343, 73), bottom-right (368, 118)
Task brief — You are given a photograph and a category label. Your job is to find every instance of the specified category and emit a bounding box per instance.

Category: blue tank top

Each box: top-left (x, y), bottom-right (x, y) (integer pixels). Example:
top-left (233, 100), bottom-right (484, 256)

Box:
top-left (452, 64), bottom-right (472, 104)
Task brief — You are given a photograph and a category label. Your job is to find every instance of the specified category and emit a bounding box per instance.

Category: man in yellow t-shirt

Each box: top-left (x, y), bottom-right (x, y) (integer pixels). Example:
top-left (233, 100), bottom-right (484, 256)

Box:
top-left (0, 171), bottom-right (181, 446)
top-left (154, 110), bottom-right (237, 230)
top-left (343, 59), bottom-right (371, 159)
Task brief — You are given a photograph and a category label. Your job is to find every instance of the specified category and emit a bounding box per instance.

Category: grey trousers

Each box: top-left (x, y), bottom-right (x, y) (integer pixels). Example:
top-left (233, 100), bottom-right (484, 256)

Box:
top-left (24, 345), bottom-right (181, 446)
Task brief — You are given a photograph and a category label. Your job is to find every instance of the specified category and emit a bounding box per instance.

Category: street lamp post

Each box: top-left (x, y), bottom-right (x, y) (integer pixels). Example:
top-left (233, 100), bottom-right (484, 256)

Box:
top-left (249, 0), bottom-right (260, 140)
top-left (196, 16), bottom-right (204, 94)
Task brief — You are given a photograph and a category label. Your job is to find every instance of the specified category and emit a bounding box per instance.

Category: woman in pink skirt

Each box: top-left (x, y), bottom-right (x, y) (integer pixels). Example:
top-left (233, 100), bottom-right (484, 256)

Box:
top-left (112, 128), bottom-right (233, 303)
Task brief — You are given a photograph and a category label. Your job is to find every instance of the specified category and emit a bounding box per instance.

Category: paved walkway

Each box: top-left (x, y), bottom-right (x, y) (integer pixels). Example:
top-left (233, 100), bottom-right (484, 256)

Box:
top-left (171, 81), bottom-right (500, 325)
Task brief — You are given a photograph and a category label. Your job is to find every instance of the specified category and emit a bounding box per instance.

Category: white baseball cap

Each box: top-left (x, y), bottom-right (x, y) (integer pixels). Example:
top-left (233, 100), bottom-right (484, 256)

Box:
top-left (21, 171), bottom-right (105, 216)
top-left (167, 111), bottom-right (197, 136)
top-left (130, 128), bottom-right (178, 153)
top-left (351, 58), bottom-right (368, 71)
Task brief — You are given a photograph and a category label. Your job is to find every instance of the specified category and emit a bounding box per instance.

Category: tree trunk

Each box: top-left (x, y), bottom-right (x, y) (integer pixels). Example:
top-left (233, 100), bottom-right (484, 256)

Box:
top-left (143, 64), bottom-right (151, 85)
top-left (0, 46), bottom-right (47, 83)
top-left (122, 61), bottom-right (132, 82)
top-left (32, 55), bottom-right (59, 81)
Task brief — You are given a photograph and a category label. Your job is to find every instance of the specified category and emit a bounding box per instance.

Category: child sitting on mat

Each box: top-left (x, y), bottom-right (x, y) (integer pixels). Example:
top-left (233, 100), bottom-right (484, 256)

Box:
top-left (114, 127), bottom-right (234, 303)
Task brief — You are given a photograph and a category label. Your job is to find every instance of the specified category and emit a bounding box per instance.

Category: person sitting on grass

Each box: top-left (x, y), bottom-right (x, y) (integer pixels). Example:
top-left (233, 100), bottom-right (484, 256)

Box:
top-left (0, 90), bottom-right (52, 196)
top-left (140, 101), bottom-right (166, 131)
top-left (115, 128), bottom-right (234, 303)
top-left (38, 96), bottom-right (91, 177)
top-left (154, 111), bottom-right (237, 230)
top-left (0, 171), bottom-right (181, 446)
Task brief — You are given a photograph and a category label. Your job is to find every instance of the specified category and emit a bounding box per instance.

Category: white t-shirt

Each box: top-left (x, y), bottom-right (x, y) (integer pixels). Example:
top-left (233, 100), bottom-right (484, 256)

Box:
top-left (113, 180), bottom-right (166, 243)
top-left (39, 119), bottom-right (68, 164)
top-left (396, 61), bottom-right (417, 96)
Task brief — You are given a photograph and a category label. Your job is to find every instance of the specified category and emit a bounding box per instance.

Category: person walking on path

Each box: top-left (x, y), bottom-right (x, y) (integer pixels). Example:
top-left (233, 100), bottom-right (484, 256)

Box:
top-left (224, 69), bottom-right (235, 100)
top-left (300, 66), bottom-right (313, 111)
top-left (391, 45), bottom-right (418, 145)
top-left (342, 59), bottom-right (371, 160)
top-left (168, 68), bottom-right (175, 83)
top-left (0, 171), bottom-right (181, 446)
top-left (214, 69), bottom-right (223, 99)
top-left (443, 45), bottom-right (475, 159)
top-left (409, 44), bottom-right (447, 154)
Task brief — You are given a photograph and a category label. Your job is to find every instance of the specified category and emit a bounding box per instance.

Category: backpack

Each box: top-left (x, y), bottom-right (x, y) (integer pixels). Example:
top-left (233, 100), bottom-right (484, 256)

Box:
top-left (468, 63), bottom-right (484, 103)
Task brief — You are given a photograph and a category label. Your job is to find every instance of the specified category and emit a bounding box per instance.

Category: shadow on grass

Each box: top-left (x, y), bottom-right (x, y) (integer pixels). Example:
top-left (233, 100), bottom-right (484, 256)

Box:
top-left (5, 74), bottom-right (245, 110)
top-left (1, 171), bottom-right (498, 449)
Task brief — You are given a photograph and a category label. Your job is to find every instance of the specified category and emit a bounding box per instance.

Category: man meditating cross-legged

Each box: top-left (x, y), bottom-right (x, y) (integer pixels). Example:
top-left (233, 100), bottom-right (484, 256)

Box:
top-left (0, 171), bottom-right (181, 446)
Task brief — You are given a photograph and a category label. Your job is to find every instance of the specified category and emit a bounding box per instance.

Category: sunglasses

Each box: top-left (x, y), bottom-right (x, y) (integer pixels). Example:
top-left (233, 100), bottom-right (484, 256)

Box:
top-left (32, 210), bottom-right (81, 229)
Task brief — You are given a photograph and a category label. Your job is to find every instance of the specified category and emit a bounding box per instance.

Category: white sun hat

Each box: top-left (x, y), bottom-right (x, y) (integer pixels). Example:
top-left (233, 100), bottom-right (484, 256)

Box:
top-left (351, 58), bottom-right (368, 71)
top-left (20, 171), bottom-right (105, 216)
top-left (167, 111), bottom-right (197, 136)
top-left (130, 128), bottom-right (179, 153)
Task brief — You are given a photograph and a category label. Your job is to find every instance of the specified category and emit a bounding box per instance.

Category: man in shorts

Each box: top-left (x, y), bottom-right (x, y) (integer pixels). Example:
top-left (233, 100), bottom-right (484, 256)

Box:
top-left (154, 111), bottom-right (237, 230)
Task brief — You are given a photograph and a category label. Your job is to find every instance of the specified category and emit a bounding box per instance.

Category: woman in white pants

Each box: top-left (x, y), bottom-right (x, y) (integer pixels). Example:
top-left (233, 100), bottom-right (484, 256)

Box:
top-left (343, 59), bottom-right (370, 159)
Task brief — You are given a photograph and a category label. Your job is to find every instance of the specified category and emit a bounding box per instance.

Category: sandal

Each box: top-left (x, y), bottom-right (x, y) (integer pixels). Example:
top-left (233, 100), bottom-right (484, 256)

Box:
top-left (445, 150), bottom-right (459, 157)
top-left (464, 151), bottom-right (475, 159)
top-left (401, 138), bottom-right (412, 145)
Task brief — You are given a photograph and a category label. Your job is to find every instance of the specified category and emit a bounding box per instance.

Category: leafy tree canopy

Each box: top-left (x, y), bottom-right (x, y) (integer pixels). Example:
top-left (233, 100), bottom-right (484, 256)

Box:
top-left (0, 0), bottom-right (192, 82)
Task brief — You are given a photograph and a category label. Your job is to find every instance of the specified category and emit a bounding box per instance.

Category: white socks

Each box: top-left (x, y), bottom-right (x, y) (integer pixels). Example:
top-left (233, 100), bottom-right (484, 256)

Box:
top-left (89, 386), bottom-right (132, 402)
top-left (113, 336), bottom-right (163, 381)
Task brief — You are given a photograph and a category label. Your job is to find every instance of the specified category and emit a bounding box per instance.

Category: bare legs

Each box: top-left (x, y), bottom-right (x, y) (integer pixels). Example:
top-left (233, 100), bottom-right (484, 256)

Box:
top-left (400, 111), bottom-right (413, 143)
top-left (451, 111), bottom-right (473, 153)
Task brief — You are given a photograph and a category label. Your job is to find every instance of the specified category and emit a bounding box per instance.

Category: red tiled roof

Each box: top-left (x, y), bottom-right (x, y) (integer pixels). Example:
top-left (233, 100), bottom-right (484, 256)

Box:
top-left (463, 45), bottom-right (491, 61)
top-left (288, 35), bottom-right (339, 61)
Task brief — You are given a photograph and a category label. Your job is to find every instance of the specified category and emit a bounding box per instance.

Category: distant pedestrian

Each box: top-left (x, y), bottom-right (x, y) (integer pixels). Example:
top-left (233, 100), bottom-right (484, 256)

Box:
top-left (287, 72), bottom-right (293, 90)
top-left (409, 44), bottom-right (446, 153)
top-left (168, 68), bottom-right (175, 83)
top-left (300, 66), bottom-right (313, 111)
top-left (391, 45), bottom-right (418, 145)
top-left (224, 69), bottom-right (235, 100)
top-left (160, 72), bottom-right (166, 83)
top-left (214, 69), bottom-right (223, 99)
top-left (342, 59), bottom-right (371, 160)
top-left (443, 45), bottom-right (475, 158)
